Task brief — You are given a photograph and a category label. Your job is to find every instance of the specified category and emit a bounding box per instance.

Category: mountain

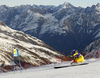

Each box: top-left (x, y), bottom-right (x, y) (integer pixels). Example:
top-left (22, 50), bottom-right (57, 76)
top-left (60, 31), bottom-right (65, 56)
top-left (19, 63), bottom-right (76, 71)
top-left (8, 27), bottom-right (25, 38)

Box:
top-left (0, 2), bottom-right (100, 54)
top-left (83, 39), bottom-right (100, 59)
top-left (84, 39), bottom-right (100, 52)
top-left (0, 21), bottom-right (63, 68)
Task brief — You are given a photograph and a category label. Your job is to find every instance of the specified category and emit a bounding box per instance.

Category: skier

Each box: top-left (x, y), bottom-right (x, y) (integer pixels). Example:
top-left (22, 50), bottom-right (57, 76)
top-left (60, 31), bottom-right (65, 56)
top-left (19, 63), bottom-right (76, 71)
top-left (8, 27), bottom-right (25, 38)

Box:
top-left (70, 50), bottom-right (84, 65)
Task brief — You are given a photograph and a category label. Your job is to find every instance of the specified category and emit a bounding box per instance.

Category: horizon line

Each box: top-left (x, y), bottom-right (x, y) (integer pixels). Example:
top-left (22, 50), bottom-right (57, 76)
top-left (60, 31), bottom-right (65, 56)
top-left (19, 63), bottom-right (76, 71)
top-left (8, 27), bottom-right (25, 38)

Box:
top-left (0, 2), bottom-right (100, 8)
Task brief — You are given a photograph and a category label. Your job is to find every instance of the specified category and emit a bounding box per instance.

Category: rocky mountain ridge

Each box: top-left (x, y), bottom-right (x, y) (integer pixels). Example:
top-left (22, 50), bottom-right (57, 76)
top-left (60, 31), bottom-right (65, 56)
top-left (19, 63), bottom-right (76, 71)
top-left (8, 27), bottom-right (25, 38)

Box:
top-left (0, 21), bottom-right (62, 67)
top-left (0, 2), bottom-right (100, 54)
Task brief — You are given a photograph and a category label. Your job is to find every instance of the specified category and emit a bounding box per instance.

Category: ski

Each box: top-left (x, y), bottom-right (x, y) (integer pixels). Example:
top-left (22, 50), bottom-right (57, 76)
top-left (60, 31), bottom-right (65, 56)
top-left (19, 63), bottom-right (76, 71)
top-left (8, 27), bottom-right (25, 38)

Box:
top-left (54, 63), bottom-right (89, 69)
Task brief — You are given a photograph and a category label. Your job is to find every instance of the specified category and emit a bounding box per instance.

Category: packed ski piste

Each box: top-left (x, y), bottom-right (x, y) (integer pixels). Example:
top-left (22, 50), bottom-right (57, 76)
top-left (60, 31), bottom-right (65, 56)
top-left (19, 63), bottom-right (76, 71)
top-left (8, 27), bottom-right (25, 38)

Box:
top-left (0, 49), bottom-right (100, 78)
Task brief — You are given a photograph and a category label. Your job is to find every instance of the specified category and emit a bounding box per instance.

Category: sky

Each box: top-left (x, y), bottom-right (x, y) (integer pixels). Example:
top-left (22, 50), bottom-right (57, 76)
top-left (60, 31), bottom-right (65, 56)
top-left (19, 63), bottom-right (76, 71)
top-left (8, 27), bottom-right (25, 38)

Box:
top-left (0, 0), bottom-right (100, 8)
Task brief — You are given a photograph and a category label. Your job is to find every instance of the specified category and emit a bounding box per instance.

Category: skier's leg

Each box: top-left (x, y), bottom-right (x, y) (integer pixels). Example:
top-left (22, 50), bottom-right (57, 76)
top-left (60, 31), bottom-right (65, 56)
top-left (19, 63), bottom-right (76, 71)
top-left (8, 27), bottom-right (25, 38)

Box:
top-left (71, 59), bottom-right (78, 65)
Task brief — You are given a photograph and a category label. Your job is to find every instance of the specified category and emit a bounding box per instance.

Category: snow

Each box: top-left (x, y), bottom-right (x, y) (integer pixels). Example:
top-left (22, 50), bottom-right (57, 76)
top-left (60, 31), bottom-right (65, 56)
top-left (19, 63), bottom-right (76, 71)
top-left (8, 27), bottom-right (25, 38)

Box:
top-left (0, 25), bottom-right (15, 32)
top-left (40, 14), bottom-right (71, 35)
top-left (0, 23), bottom-right (61, 66)
top-left (95, 32), bottom-right (100, 38)
top-left (22, 11), bottom-right (44, 32)
top-left (0, 35), bottom-right (58, 64)
top-left (14, 15), bottom-right (20, 20)
top-left (96, 3), bottom-right (100, 14)
top-left (0, 59), bottom-right (100, 78)
top-left (77, 16), bottom-right (83, 25)
top-left (94, 29), bottom-right (100, 38)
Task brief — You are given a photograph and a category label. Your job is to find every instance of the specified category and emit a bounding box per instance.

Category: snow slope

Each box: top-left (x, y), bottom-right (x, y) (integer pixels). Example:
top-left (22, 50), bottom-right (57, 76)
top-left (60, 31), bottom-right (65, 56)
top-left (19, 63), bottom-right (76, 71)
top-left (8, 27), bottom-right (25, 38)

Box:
top-left (0, 21), bottom-right (63, 67)
top-left (0, 59), bottom-right (100, 78)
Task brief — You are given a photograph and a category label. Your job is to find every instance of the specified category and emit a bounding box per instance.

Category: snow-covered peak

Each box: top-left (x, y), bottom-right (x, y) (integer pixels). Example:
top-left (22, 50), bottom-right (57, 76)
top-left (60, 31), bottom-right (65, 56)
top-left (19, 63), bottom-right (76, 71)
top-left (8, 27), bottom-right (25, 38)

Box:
top-left (84, 3), bottom-right (100, 14)
top-left (62, 2), bottom-right (69, 7)
top-left (95, 3), bottom-right (100, 13)
top-left (0, 2), bottom-right (100, 55)
top-left (59, 2), bottom-right (74, 9)
top-left (0, 5), bottom-right (9, 8)
top-left (0, 21), bottom-right (16, 32)
top-left (0, 5), bottom-right (9, 11)
top-left (0, 21), bottom-right (6, 26)
top-left (96, 3), bottom-right (100, 7)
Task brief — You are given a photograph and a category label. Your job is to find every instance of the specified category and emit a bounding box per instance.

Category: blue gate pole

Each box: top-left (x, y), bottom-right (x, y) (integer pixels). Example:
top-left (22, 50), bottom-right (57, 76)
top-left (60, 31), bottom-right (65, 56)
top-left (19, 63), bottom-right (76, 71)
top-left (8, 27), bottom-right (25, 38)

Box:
top-left (12, 45), bottom-right (15, 74)
top-left (17, 48), bottom-right (22, 73)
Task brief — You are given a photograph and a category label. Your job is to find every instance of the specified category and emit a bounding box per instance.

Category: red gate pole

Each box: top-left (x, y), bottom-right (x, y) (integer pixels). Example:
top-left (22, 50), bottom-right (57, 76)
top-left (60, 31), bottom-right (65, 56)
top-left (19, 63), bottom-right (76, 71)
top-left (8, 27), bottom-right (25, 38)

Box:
top-left (58, 55), bottom-right (60, 64)
top-left (63, 52), bottom-right (66, 61)
top-left (25, 61), bottom-right (27, 69)
top-left (55, 56), bottom-right (58, 63)
top-left (88, 51), bottom-right (90, 59)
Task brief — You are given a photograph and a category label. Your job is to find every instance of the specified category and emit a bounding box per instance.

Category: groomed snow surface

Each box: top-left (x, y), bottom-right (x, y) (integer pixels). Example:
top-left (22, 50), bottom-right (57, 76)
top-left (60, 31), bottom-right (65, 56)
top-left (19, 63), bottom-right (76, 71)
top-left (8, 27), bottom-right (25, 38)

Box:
top-left (0, 58), bottom-right (100, 78)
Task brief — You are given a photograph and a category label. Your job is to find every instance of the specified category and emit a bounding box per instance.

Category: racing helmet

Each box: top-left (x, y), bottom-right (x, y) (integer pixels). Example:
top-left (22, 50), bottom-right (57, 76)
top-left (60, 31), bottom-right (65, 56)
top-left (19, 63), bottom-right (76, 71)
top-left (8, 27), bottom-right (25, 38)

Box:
top-left (71, 50), bottom-right (76, 55)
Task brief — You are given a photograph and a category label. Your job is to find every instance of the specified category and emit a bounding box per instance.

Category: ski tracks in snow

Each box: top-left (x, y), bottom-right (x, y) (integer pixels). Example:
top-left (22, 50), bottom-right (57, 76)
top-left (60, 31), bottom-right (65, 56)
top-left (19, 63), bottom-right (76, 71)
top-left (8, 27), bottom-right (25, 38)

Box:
top-left (0, 59), bottom-right (100, 78)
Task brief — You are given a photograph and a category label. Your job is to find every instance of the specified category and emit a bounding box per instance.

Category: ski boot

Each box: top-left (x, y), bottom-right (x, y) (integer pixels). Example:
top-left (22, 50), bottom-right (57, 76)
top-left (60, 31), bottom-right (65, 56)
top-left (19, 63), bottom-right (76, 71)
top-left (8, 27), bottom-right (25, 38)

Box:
top-left (70, 62), bottom-right (78, 65)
